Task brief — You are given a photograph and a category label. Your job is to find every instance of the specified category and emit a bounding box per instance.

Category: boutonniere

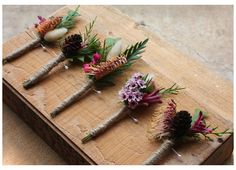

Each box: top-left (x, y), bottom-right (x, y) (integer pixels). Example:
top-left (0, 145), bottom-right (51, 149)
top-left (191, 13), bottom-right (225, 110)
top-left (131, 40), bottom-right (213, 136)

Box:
top-left (81, 73), bottom-right (183, 143)
top-left (23, 18), bottom-right (105, 89)
top-left (50, 39), bottom-right (149, 118)
top-left (3, 6), bottom-right (80, 64)
top-left (143, 99), bottom-right (232, 165)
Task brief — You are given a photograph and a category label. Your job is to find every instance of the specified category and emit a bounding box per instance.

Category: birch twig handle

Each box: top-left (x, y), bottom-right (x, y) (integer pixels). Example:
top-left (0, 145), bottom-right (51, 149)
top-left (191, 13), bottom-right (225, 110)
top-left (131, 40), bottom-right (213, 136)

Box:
top-left (82, 106), bottom-right (129, 143)
top-left (3, 37), bottom-right (41, 64)
top-left (143, 139), bottom-right (175, 165)
top-left (50, 80), bottom-right (94, 118)
top-left (23, 52), bottom-right (66, 89)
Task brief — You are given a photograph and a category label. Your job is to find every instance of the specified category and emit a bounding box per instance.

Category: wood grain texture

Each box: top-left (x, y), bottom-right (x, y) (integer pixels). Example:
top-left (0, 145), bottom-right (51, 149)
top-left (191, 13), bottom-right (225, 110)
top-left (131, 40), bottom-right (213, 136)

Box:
top-left (3, 6), bottom-right (233, 165)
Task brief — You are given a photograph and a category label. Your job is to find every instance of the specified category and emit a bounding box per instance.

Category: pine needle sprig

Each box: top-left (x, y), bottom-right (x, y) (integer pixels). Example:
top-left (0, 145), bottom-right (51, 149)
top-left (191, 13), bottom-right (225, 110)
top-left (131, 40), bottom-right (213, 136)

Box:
top-left (123, 38), bottom-right (149, 62)
top-left (57, 5), bottom-right (80, 29)
top-left (159, 83), bottom-right (185, 95)
top-left (83, 17), bottom-right (97, 42)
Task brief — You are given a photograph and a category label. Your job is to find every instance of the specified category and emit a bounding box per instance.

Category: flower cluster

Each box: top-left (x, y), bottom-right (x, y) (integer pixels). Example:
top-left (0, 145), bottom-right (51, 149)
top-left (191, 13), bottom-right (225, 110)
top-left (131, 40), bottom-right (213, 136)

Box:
top-left (83, 52), bottom-right (101, 73)
top-left (155, 100), bottom-right (231, 141)
top-left (119, 73), bottom-right (162, 109)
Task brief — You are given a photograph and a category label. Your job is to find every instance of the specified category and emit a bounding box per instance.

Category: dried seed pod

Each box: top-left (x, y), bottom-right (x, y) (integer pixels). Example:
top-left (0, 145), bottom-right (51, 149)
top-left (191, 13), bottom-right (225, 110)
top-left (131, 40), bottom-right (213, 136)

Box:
top-left (170, 111), bottom-right (192, 139)
top-left (37, 16), bottom-right (61, 37)
top-left (62, 34), bottom-right (82, 56)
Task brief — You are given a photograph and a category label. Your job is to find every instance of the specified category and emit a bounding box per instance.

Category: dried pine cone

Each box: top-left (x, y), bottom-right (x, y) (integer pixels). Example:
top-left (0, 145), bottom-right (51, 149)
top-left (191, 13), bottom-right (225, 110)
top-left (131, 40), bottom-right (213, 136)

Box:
top-left (85, 56), bottom-right (127, 80)
top-left (170, 110), bottom-right (192, 139)
top-left (62, 34), bottom-right (82, 57)
top-left (37, 16), bottom-right (61, 37)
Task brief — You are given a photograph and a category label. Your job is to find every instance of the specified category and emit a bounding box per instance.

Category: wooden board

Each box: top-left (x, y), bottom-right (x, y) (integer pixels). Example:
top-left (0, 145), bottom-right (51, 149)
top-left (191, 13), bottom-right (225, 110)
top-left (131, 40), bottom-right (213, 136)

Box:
top-left (3, 5), bottom-right (233, 165)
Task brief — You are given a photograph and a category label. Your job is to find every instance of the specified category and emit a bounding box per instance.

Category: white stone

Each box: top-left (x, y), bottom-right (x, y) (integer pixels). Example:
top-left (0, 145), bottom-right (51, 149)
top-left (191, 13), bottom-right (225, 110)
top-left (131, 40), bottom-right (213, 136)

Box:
top-left (107, 39), bottom-right (122, 59)
top-left (44, 28), bottom-right (68, 42)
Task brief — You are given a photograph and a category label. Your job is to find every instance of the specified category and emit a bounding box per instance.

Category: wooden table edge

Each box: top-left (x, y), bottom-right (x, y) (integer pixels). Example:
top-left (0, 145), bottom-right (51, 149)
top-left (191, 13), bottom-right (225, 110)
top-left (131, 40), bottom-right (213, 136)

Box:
top-left (3, 79), bottom-right (96, 165)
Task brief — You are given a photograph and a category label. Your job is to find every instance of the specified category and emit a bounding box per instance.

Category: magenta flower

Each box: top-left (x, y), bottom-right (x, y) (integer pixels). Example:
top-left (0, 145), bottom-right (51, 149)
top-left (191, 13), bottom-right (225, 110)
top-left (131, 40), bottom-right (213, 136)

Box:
top-left (191, 111), bottom-right (213, 134)
top-left (92, 53), bottom-right (101, 64)
top-left (83, 64), bottom-right (90, 73)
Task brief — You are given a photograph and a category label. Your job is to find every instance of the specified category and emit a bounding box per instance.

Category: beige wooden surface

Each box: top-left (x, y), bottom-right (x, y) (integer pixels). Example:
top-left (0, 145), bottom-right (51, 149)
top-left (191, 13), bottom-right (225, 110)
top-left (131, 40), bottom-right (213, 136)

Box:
top-left (3, 6), bottom-right (233, 164)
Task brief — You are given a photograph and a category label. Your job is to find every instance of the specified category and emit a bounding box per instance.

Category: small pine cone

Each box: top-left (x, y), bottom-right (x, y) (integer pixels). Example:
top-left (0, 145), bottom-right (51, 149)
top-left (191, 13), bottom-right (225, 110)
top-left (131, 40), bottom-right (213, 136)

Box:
top-left (170, 110), bottom-right (192, 139)
top-left (87, 56), bottom-right (127, 80)
top-left (62, 34), bottom-right (82, 57)
top-left (37, 16), bottom-right (61, 37)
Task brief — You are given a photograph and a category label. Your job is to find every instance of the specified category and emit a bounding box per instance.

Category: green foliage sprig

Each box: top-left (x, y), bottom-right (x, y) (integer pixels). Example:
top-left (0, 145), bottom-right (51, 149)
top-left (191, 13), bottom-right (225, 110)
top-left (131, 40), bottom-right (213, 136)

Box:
top-left (159, 83), bottom-right (185, 95)
top-left (57, 5), bottom-right (80, 29)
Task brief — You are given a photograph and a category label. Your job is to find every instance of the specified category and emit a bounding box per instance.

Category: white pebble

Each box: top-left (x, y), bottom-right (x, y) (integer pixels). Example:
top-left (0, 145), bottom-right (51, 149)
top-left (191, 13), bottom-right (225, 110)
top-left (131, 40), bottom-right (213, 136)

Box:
top-left (107, 39), bottom-right (122, 59)
top-left (44, 27), bottom-right (68, 42)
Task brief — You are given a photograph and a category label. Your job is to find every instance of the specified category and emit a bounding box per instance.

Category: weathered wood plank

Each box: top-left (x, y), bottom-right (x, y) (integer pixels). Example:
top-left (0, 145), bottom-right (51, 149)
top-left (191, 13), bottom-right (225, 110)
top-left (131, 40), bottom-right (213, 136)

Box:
top-left (3, 5), bottom-right (233, 165)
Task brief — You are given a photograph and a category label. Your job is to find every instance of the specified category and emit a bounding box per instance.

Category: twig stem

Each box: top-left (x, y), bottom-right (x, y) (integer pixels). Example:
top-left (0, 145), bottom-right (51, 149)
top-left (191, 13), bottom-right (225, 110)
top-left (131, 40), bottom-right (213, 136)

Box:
top-left (82, 106), bottom-right (129, 143)
top-left (3, 37), bottom-right (41, 64)
top-left (50, 80), bottom-right (94, 118)
top-left (143, 139), bottom-right (175, 165)
top-left (23, 52), bottom-right (66, 89)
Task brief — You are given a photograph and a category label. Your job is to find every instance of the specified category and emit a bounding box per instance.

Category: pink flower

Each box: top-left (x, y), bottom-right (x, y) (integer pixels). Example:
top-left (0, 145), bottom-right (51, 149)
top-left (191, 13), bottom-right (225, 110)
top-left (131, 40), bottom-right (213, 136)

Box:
top-left (83, 64), bottom-right (91, 73)
top-left (92, 53), bottom-right (101, 64)
top-left (191, 111), bottom-right (213, 134)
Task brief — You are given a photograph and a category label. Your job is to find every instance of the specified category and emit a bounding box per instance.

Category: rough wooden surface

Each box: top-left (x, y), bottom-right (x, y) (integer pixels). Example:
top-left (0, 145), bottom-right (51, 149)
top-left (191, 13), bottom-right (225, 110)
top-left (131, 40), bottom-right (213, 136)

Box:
top-left (3, 6), bottom-right (233, 165)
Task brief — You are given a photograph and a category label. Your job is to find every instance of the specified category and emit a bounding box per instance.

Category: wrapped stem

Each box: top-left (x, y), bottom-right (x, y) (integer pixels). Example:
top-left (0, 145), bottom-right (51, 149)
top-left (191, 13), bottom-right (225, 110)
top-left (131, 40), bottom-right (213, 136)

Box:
top-left (50, 80), bottom-right (94, 118)
top-left (3, 37), bottom-right (41, 64)
top-left (23, 52), bottom-right (66, 89)
top-left (82, 106), bottom-right (129, 143)
top-left (143, 139), bottom-right (175, 165)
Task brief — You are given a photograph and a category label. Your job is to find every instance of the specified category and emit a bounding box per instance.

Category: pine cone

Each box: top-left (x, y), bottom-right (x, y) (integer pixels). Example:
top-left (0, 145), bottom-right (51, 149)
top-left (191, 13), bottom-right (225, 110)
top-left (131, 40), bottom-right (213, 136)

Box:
top-left (62, 34), bottom-right (82, 57)
top-left (170, 110), bottom-right (192, 139)
top-left (85, 56), bottom-right (127, 80)
top-left (37, 16), bottom-right (61, 37)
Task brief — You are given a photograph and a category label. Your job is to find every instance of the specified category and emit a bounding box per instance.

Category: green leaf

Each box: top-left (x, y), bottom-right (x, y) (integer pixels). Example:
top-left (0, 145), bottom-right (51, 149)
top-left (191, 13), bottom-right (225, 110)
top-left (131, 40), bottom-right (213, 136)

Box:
top-left (191, 108), bottom-right (208, 125)
top-left (57, 5), bottom-right (80, 29)
top-left (105, 37), bottom-right (121, 48)
top-left (77, 56), bottom-right (85, 62)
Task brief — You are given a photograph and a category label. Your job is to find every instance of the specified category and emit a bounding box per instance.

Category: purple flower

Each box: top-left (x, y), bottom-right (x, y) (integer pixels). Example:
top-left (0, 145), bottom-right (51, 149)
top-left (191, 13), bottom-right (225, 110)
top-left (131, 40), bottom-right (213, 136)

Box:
top-left (37, 16), bottom-right (46, 24)
top-left (119, 90), bottom-right (128, 101)
top-left (132, 73), bottom-right (143, 80)
top-left (136, 79), bottom-right (146, 89)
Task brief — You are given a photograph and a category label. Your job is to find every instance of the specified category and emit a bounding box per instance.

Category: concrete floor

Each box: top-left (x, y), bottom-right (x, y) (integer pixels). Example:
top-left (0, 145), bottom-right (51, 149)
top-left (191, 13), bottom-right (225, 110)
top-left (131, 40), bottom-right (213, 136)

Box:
top-left (2, 5), bottom-right (233, 165)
